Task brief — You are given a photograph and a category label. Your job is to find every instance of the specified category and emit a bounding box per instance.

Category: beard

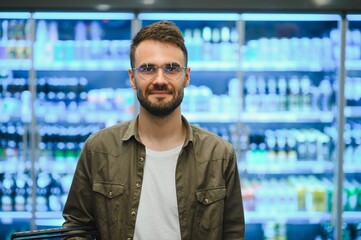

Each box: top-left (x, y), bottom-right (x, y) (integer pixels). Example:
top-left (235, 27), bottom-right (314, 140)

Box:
top-left (136, 82), bottom-right (184, 117)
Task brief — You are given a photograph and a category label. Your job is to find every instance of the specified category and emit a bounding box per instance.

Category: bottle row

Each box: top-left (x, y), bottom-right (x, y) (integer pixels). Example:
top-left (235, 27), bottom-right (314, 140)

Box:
top-left (1, 172), bottom-right (360, 214)
top-left (0, 76), bottom-right (88, 99)
top-left (2, 122), bottom-right (361, 174)
top-left (3, 73), bottom-right (361, 121)
top-left (1, 122), bottom-right (361, 160)
top-left (346, 77), bottom-right (361, 106)
top-left (262, 221), bottom-right (361, 240)
top-left (315, 222), bottom-right (361, 240)
top-left (247, 128), bottom-right (333, 165)
top-left (0, 172), bottom-right (70, 212)
top-left (0, 123), bottom-right (104, 162)
top-left (242, 29), bottom-right (361, 71)
top-left (0, 20), bottom-right (361, 70)
top-left (0, 19), bottom-right (128, 42)
top-left (2, 76), bottom-right (357, 124)
top-left (243, 75), bottom-right (335, 113)
top-left (242, 176), bottom-right (361, 213)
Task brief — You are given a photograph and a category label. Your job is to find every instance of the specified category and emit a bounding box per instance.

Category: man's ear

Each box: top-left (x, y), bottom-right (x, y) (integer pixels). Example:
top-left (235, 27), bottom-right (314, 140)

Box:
top-left (184, 68), bottom-right (191, 87)
top-left (128, 69), bottom-right (137, 89)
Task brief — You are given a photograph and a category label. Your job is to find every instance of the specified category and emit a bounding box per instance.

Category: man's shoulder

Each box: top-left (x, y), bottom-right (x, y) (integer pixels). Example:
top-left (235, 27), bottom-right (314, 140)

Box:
top-left (86, 120), bottom-right (132, 146)
top-left (190, 124), bottom-right (232, 147)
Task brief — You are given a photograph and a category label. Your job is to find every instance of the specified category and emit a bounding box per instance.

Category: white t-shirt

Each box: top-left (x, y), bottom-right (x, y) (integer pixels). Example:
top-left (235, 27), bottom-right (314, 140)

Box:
top-left (134, 144), bottom-right (183, 240)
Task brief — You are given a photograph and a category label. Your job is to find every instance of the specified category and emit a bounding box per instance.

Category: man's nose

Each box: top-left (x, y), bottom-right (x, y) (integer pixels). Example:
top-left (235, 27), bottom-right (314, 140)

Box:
top-left (152, 68), bottom-right (168, 84)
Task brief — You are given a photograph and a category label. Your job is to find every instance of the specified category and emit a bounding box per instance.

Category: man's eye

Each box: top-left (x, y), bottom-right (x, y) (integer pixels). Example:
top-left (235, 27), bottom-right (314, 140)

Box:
top-left (139, 67), bottom-right (156, 73)
top-left (165, 66), bottom-right (180, 72)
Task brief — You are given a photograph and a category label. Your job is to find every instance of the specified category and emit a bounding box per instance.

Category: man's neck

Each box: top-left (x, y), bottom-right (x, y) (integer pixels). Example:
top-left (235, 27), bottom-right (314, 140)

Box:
top-left (138, 110), bottom-right (186, 151)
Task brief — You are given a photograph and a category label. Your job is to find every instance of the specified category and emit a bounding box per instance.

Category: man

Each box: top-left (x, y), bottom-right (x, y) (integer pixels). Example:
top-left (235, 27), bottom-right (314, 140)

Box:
top-left (62, 20), bottom-right (245, 240)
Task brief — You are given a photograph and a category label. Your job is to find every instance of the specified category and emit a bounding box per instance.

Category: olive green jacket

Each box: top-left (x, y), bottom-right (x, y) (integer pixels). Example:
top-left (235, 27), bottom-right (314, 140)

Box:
top-left (62, 116), bottom-right (245, 240)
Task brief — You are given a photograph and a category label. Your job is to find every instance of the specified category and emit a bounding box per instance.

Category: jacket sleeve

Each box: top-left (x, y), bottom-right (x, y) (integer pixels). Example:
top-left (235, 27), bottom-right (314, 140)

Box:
top-left (223, 148), bottom-right (245, 240)
top-left (62, 141), bottom-right (96, 240)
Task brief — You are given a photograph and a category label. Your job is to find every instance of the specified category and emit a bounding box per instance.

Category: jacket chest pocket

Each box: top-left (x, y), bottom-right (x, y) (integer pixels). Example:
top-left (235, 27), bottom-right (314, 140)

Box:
top-left (195, 187), bottom-right (226, 231)
top-left (93, 181), bottom-right (124, 222)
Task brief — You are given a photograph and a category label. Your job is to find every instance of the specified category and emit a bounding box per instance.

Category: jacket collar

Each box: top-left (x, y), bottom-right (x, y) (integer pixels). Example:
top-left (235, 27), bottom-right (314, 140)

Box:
top-left (121, 115), bottom-right (194, 147)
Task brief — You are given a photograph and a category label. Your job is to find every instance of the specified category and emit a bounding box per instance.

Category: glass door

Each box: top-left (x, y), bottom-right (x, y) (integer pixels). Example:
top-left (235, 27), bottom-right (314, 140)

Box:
top-left (31, 11), bottom-right (135, 230)
top-left (341, 13), bottom-right (361, 240)
top-left (0, 12), bottom-right (35, 239)
top-left (238, 13), bottom-right (341, 240)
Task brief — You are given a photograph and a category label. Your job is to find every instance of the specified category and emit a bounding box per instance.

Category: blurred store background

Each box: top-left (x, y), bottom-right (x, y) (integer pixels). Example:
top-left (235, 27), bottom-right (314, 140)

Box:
top-left (1, 1), bottom-right (361, 239)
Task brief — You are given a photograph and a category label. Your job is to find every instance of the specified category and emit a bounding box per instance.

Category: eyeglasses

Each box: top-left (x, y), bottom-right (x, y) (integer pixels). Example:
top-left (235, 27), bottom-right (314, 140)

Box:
top-left (132, 62), bottom-right (187, 81)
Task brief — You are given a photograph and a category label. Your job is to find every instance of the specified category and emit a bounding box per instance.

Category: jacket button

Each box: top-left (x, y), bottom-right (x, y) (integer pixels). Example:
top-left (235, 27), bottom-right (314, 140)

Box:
top-left (203, 199), bottom-right (209, 204)
top-left (131, 211), bottom-right (136, 216)
top-left (108, 191), bottom-right (113, 197)
top-left (127, 238), bottom-right (132, 240)
top-left (139, 157), bottom-right (144, 162)
top-left (136, 183), bottom-right (141, 188)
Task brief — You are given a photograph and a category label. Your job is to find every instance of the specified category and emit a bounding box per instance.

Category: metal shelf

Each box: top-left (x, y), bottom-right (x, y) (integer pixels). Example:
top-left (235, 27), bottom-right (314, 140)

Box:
top-left (242, 161), bottom-right (335, 175)
top-left (240, 111), bottom-right (334, 123)
top-left (245, 211), bottom-right (361, 224)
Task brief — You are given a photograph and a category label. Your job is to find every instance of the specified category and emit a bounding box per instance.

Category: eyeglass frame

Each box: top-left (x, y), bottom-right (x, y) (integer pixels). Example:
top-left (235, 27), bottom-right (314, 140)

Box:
top-left (131, 62), bottom-right (188, 81)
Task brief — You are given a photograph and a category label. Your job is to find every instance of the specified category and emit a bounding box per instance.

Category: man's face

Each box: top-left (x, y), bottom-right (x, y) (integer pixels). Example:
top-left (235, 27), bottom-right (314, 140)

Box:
top-left (128, 40), bottom-right (190, 117)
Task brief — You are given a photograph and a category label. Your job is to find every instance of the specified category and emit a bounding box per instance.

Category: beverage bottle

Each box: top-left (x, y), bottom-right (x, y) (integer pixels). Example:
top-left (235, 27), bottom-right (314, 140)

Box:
top-left (184, 29), bottom-right (194, 62)
top-left (263, 221), bottom-right (277, 240)
top-left (211, 28), bottom-right (221, 61)
top-left (192, 28), bottom-right (203, 62)
top-left (317, 132), bottom-right (331, 161)
top-left (286, 130), bottom-right (297, 162)
top-left (48, 173), bottom-right (63, 211)
top-left (220, 26), bottom-right (232, 62)
top-left (14, 173), bottom-right (27, 211)
top-left (1, 173), bottom-right (15, 211)
top-left (288, 76), bottom-right (300, 112)
top-left (305, 129), bottom-right (318, 161)
top-left (266, 77), bottom-right (279, 112)
top-left (244, 75), bottom-right (258, 112)
top-left (1, 20), bottom-right (9, 41)
top-left (89, 21), bottom-right (103, 61)
top-left (202, 26), bottom-right (212, 61)
top-left (342, 223), bottom-right (352, 240)
top-left (35, 20), bottom-right (48, 65)
top-left (319, 77), bottom-right (333, 112)
top-left (265, 130), bottom-right (277, 163)
top-left (276, 132), bottom-right (287, 163)
top-left (295, 130), bottom-right (307, 161)
top-left (228, 78), bottom-right (241, 112)
top-left (230, 27), bottom-right (239, 62)
top-left (36, 172), bottom-right (51, 211)
top-left (355, 223), bottom-right (361, 240)
top-left (277, 76), bottom-right (287, 111)
top-left (300, 75), bottom-right (312, 112)
top-left (257, 76), bottom-right (267, 111)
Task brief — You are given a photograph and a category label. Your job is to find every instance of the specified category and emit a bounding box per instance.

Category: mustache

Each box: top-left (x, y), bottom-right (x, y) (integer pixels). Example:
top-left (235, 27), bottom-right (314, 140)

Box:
top-left (147, 84), bottom-right (173, 93)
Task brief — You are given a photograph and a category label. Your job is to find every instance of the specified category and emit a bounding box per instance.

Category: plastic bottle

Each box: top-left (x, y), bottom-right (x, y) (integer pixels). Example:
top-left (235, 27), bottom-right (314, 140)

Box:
top-left (288, 75), bottom-right (300, 112)
top-left (257, 76), bottom-right (267, 111)
top-left (266, 77), bottom-right (279, 112)
top-left (192, 28), bottom-right (203, 62)
top-left (299, 75), bottom-right (312, 112)
top-left (211, 28), bottom-right (221, 61)
top-left (245, 75), bottom-right (258, 112)
top-left (277, 76), bottom-right (287, 111)
top-left (220, 26), bottom-right (232, 62)
top-left (202, 26), bottom-right (212, 61)
top-left (319, 77), bottom-right (333, 112)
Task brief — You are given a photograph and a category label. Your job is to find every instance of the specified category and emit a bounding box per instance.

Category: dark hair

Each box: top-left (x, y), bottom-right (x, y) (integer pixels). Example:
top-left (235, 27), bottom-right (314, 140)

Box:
top-left (130, 21), bottom-right (188, 68)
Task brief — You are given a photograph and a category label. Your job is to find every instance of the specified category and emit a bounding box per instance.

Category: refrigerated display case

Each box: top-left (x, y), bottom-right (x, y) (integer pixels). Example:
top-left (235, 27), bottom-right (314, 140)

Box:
top-left (0, 12), bottom-right (136, 239)
top-left (238, 13), bottom-right (343, 240)
top-left (1, 10), bottom-right (361, 240)
top-left (341, 13), bottom-right (361, 240)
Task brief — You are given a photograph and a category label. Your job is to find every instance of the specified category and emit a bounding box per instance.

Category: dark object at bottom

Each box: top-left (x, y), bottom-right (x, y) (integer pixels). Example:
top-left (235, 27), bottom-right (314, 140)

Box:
top-left (10, 226), bottom-right (98, 239)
